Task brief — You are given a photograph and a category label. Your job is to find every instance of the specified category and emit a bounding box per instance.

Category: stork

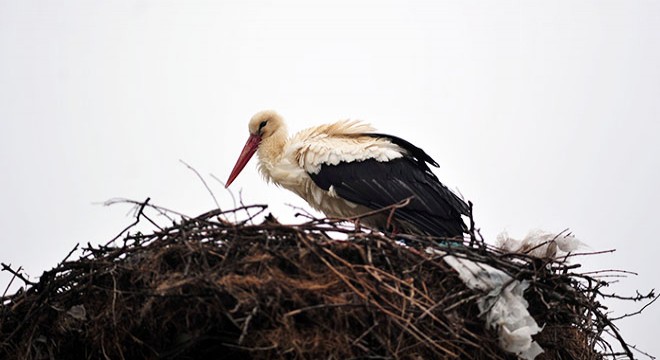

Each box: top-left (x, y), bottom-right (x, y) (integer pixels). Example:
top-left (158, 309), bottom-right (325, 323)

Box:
top-left (225, 110), bottom-right (469, 238)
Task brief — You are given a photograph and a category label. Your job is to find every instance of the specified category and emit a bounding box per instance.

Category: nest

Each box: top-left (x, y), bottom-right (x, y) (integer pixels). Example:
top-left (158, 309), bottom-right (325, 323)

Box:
top-left (0, 199), bottom-right (653, 360)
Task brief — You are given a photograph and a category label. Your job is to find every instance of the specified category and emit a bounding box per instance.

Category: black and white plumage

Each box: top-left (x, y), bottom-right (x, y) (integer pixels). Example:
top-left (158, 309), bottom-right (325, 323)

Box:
top-left (226, 110), bottom-right (469, 238)
top-left (309, 133), bottom-right (469, 237)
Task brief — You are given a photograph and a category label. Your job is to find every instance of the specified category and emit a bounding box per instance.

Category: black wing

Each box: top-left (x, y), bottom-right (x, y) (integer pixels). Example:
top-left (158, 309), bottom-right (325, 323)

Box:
top-left (308, 134), bottom-right (469, 237)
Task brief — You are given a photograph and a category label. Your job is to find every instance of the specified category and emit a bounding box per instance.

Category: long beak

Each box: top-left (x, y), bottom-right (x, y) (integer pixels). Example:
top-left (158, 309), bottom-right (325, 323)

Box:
top-left (225, 134), bottom-right (261, 188)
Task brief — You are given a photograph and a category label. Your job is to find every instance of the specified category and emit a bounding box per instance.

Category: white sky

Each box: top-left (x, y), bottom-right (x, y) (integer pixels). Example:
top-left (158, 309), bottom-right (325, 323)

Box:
top-left (1, 0), bottom-right (658, 357)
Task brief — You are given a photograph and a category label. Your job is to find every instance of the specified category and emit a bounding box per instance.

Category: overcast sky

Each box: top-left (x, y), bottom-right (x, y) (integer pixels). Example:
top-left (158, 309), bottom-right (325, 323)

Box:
top-left (1, 0), bottom-right (658, 357)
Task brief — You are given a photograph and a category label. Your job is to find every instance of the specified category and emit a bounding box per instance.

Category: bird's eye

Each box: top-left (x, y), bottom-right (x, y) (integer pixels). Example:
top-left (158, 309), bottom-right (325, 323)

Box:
top-left (259, 121), bottom-right (268, 130)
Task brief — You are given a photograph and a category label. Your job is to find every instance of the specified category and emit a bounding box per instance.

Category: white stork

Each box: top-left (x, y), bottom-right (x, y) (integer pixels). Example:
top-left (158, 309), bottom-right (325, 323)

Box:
top-left (225, 110), bottom-right (469, 238)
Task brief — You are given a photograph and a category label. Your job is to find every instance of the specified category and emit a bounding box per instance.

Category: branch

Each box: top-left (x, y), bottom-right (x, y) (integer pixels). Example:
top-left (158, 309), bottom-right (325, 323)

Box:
top-left (0, 263), bottom-right (35, 286)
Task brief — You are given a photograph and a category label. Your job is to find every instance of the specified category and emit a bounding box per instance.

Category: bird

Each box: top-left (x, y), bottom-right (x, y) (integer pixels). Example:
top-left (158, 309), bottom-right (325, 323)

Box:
top-left (225, 110), bottom-right (469, 238)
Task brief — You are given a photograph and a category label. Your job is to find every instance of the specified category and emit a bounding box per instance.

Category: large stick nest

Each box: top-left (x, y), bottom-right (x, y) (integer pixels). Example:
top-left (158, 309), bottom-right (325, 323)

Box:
top-left (0, 200), bottom-right (653, 359)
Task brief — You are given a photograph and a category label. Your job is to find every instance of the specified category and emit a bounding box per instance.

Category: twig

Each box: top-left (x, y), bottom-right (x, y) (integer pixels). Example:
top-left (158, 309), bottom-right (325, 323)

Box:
top-left (564, 249), bottom-right (617, 257)
top-left (58, 243), bottom-right (80, 266)
top-left (238, 305), bottom-right (258, 345)
top-left (468, 201), bottom-right (476, 247)
top-left (0, 263), bottom-right (35, 286)
top-left (105, 197), bottom-right (151, 245)
top-left (210, 173), bottom-right (234, 207)
top-left (102, 197), bottom-right (188, 222)
top-left (179, 159), bottom-right (221, 210)
top-left (610, 292), bottom-right (658, 321)
top-left (629, 343), bottom-right (657, 360)
top-left (283, 302), bottom-right (361, 317)
top-left (581, 269), bottom-right (639, 276)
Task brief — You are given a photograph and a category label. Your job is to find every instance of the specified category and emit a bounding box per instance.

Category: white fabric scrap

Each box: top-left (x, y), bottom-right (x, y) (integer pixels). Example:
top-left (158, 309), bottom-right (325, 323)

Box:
top-left (436, 251), bottom-right (544, 359)
top-left (497, 230), bottom-right (585, 261)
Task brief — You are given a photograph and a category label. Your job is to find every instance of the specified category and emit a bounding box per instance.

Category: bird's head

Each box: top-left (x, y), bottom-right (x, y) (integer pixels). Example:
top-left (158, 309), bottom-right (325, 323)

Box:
top-left (225, 110), bottom-right (285, 188)
top-left (247, 110), bottom-right (285, 139)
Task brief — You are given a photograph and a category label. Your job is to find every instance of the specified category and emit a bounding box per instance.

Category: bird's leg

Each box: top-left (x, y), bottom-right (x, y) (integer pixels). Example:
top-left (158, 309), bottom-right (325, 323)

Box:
top-left (352, 218), bottom-right (361, 232)
top-left (386, 207), bottom-right (397, 231)
top-left (389, 224), bottom-right (399, 238)
top-left (384, 206), bottom-right (401, 238)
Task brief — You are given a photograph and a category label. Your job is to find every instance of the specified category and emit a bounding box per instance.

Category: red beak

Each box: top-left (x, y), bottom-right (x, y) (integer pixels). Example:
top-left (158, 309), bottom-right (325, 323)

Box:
top-left (225, 134), bottom-right (261, 188)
